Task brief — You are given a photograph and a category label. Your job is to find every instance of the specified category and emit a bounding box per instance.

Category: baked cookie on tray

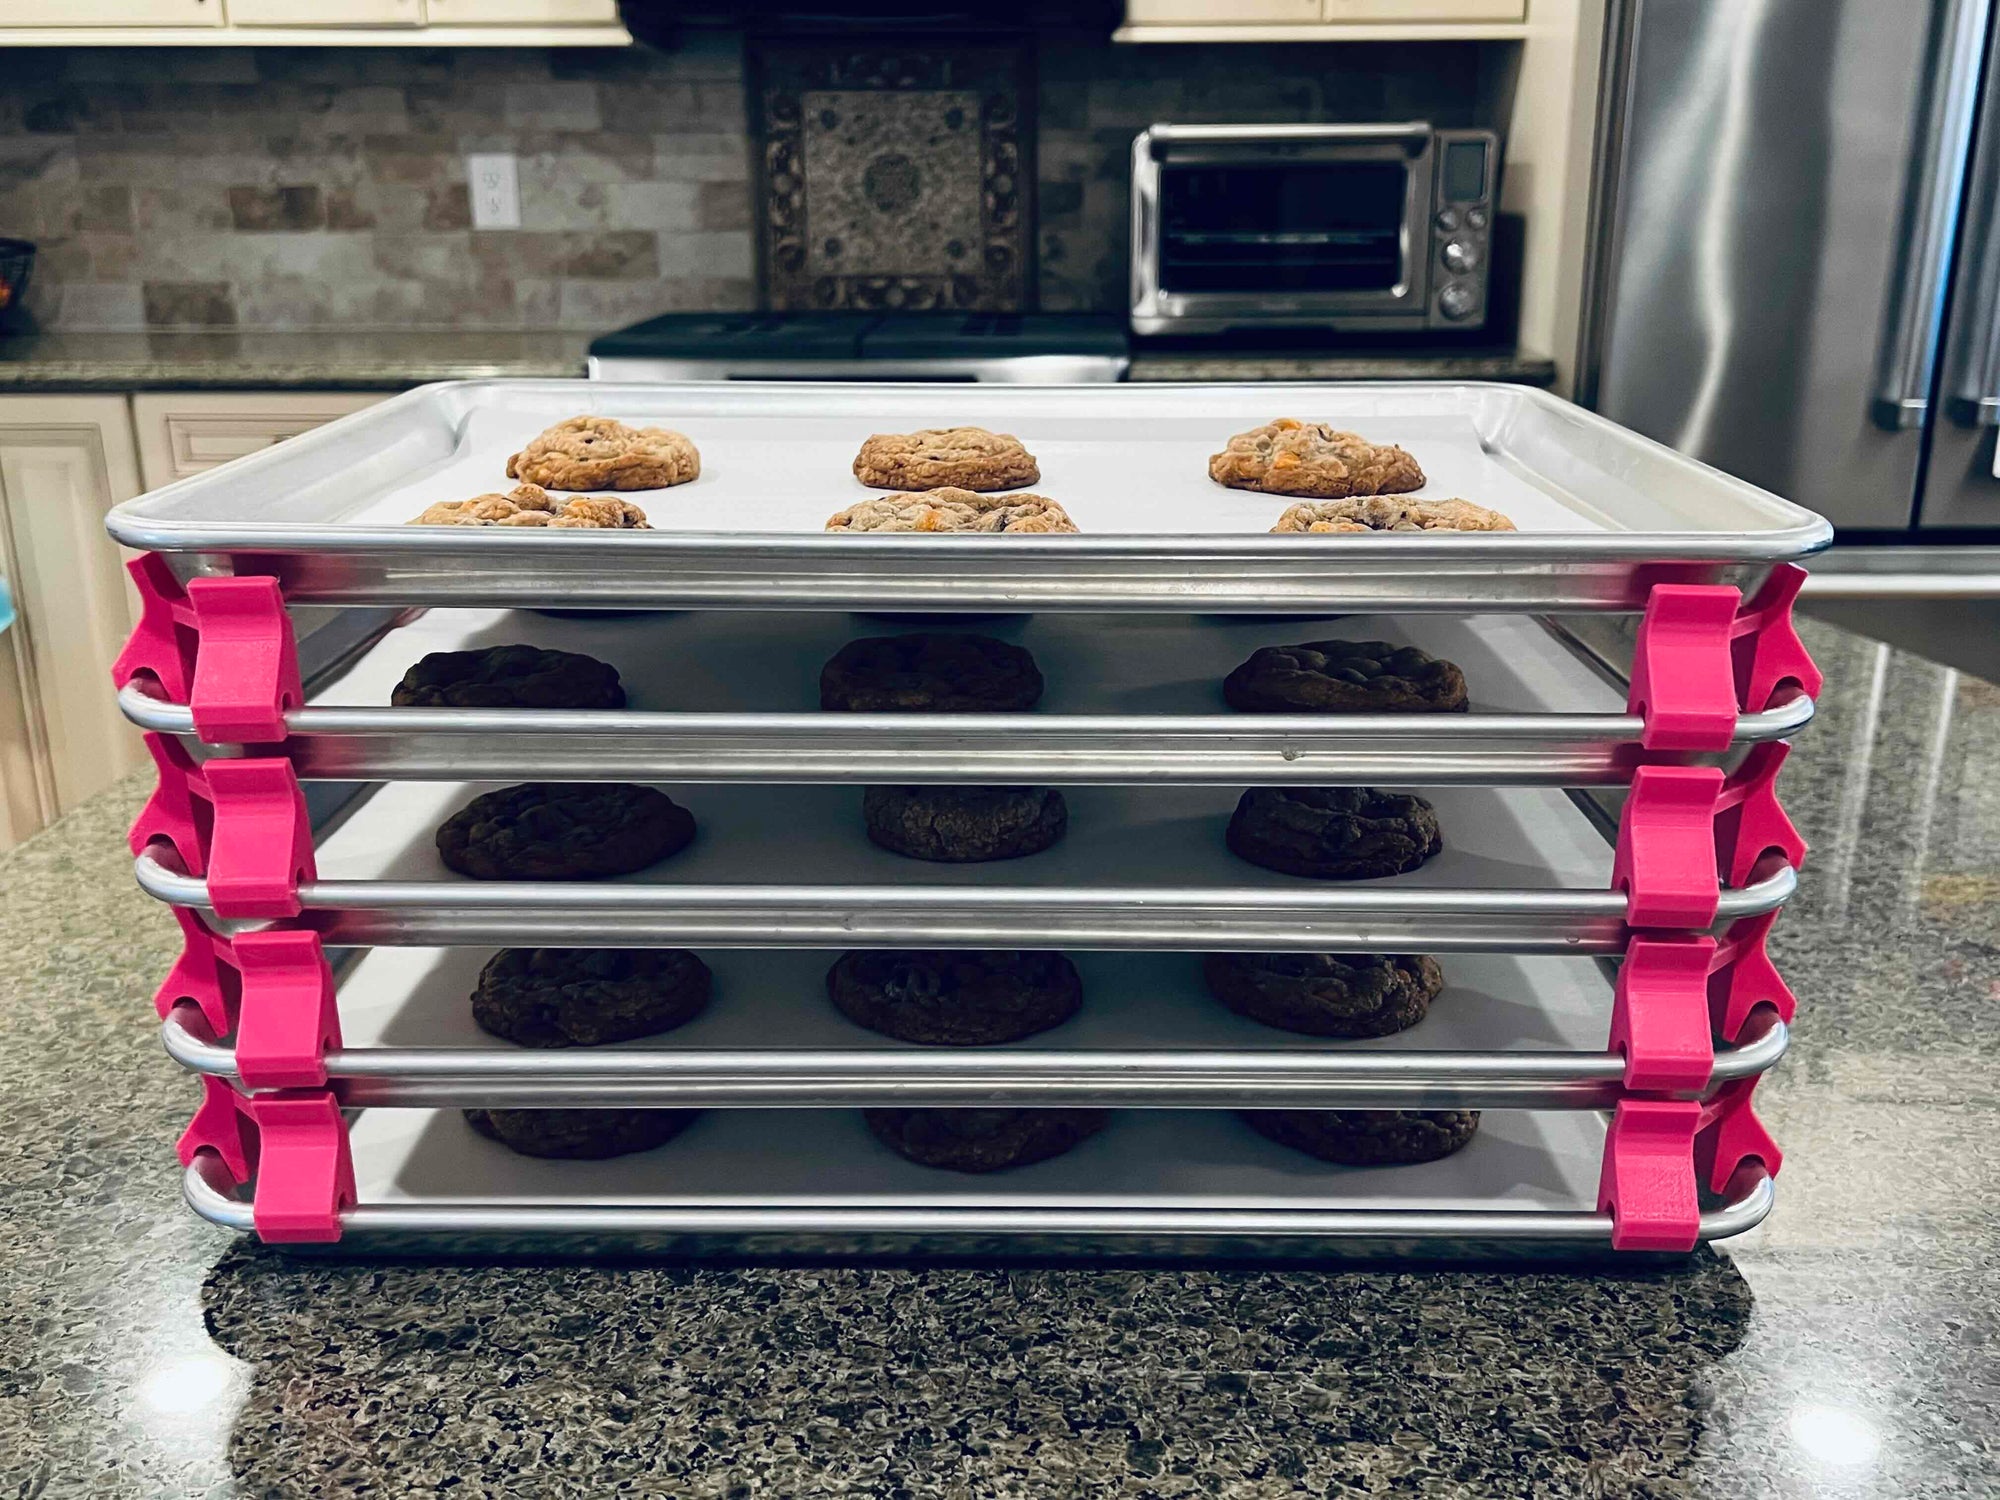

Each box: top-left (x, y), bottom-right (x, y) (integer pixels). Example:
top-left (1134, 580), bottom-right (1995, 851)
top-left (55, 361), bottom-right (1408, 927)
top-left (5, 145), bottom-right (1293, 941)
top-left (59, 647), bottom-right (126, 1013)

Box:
top-left (820, 632), bottom-right (1044, 713)
top-left (826, 488), bottom-right (1078, 534)
top-left (464, 1106), bottom-right (700, 1160)
top-left (852, 426), bottom-right (1040, 492)
top-left (410, 482), bottom-right (651, 529)
top-left (1226, 786), bottom-right (1442, 880)
top-left (1203, 952), bottom-right (1444, 1039)
top-left (1222, 639), bottom-right (1467, 714)
top-left (1209, 419), bottom-right (1424, 498)
top-left (436, 782), bottom-right (695, 880)
top-left (864, 1107), bottom-right (1107, 1173)
top-left (827, 950), bottom-right (1083, 1045)
top-left (507, 415), bottom-right (699, 491)
top-left (862, 784), bottom-right (1067, 863)
top-left (1271, 497), bottom-right (1515, 533)
top-left (1239, 1108), bottom-right (1480, 1166)
top-left (392, 644), bottom-right (626, 710)
top-left (472, 947), bottom-right (712, 1047)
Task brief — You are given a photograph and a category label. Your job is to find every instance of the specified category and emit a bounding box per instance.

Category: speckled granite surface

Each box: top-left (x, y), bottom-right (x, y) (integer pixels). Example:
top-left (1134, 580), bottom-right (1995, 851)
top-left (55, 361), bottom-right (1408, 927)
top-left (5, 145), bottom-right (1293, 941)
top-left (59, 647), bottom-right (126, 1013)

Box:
top-left (0, 330), bottom-right (1553, 392)
top-left (1, 618), bottom-right (1995, 1496)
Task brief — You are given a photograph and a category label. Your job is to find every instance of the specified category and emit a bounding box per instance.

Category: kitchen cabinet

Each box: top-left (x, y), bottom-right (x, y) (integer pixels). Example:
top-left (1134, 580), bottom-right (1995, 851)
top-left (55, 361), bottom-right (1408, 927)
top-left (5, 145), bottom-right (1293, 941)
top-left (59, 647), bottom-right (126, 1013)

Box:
top-left (132, 392), bottom-right (383, 491)
top-left (227, 0), bottom-right (421, 22)
top-left (1121, 0), bottom-right (1526, 29)
top-left (0, 396), bottom-right (150, 849)
top-left (424, 0), bottom-right (619, 20)
top-left (3, 0), bottom-right (221, 22)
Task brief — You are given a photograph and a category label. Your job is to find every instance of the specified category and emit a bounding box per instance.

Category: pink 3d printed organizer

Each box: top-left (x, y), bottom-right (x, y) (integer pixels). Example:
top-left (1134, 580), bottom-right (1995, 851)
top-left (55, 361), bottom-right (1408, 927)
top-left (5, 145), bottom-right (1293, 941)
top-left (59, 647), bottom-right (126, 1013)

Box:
top-left (1627, 566), bottom-right (1822, 751)
top-left (155, 907), bottom-right (340, 1089)
top-left (180, 1075), bottom-right (354, 1243)
top-left (112, 553), bottom-right (302, 743)
top-left (127, 734), bottom-right (314, 918)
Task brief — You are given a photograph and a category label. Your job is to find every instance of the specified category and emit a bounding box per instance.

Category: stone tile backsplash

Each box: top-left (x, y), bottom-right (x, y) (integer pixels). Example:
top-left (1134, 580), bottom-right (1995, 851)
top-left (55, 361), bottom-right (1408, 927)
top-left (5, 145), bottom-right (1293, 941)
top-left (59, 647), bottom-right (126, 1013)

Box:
top-left (0, 33), bottom-right (1495, 331)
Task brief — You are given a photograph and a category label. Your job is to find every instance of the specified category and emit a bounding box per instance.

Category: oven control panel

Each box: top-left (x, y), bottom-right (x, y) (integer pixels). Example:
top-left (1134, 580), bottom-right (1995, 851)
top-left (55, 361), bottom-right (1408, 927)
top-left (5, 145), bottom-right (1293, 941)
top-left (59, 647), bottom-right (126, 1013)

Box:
top-left (1431, 130), bottom-right (1496, 326)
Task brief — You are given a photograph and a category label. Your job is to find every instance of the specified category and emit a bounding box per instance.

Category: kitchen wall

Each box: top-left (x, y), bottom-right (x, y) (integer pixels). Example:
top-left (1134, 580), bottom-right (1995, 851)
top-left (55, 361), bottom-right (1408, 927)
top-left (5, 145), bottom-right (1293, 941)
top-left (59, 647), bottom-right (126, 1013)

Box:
top-left (0, 33), bottom-right (1499, 332)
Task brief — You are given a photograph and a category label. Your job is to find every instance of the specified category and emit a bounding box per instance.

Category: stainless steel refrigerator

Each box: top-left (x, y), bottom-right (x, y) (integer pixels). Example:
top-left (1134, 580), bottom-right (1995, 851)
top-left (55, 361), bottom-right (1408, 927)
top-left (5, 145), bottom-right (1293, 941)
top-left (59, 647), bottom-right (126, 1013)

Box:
top-left (1579, 0), bottom-right (2000, 534)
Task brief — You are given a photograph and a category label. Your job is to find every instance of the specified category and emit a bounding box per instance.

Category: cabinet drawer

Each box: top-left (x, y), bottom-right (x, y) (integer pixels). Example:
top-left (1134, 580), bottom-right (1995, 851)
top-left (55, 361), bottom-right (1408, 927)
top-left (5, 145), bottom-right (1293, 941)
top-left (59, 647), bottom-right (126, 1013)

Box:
top-left (134, 393), bottom-right (384, 490)
top-left (226, 0), bottom-right (423, 23)
top-left (3, 0), bottom-right (221, 22)
top-left (1323, 0), bottom-right (1526, 19)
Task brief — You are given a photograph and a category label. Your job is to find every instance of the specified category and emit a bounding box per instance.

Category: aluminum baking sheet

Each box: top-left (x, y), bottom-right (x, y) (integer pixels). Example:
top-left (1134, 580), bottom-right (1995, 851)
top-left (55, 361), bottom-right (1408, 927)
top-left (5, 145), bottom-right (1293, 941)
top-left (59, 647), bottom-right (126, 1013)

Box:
top-left (104, 380), bottom-right (1833, 611)
top-left (135, 774), bottom-right (1795, 951)
top-left (121, 608), bottom-right (1810, 785)
top-left (163, 945), bottom-right (1787, 1109)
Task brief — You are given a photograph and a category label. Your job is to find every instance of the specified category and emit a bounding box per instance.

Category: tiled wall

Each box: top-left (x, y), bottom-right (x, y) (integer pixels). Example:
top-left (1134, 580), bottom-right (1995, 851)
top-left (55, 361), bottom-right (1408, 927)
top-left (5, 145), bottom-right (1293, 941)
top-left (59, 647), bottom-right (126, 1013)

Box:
top-left (0, 34), bottom-right (1497, 331)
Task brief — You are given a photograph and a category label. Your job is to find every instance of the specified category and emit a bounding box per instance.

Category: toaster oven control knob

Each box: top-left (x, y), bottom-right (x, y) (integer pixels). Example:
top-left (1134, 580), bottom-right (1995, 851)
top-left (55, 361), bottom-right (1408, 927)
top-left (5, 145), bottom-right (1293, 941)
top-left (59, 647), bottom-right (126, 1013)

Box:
top-left (1435, 207), bottom-right (1461, 232)
top-left (1441, 238), bottom-right (1481, 275)
top-left (1438, 282), bottom-right (1479, 320)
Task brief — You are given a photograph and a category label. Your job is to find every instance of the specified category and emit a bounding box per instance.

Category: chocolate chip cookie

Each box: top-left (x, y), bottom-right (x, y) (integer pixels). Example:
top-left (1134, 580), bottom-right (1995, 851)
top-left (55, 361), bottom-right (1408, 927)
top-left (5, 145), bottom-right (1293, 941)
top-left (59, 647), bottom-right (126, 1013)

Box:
top-left (1226, 787), bottom-right (1442, 880)
top-left (472, 947), bottom-right (712, 1047)
top-left (1209, 419), bottom-right (1424, 498)
top-left (1239, 1109), bottom-right (1480, 1166)
top-left (1270, 497), bottom-right (1516, 533)
top-left (1222, 640), bottom-right (1467, 714)
top-left (864, 1107), bottom-right (1107, 1173)
top-left (392, 644), bottom-right (627, 711)
top-left (436, 782), bottom-right (696, 880)
top-left (828, 950), bottom-right (1082, 1045)
top-left (464, 1107), bottom-right (700, 1160)
top-left (852, 426), bottom-right (1040, 492)
top-left (826, 488), bottom-right (1078, 534)
top-left (410, 482), bottom-right (652, 529)
top-left (821, 633), bottom-right (1044, 713)
top-left (862, 784), bottom-right (1067, 863)
top-left (506, 415), bottom-right (700, 491)
top-left (1203, 952), bottom-right (1444, 1038)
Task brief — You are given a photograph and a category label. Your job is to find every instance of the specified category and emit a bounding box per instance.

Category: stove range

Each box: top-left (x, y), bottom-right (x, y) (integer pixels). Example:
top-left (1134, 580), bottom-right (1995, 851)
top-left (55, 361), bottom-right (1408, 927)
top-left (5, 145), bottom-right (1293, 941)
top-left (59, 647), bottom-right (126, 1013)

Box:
top-left (587, 312), bottom-right (1130, 383)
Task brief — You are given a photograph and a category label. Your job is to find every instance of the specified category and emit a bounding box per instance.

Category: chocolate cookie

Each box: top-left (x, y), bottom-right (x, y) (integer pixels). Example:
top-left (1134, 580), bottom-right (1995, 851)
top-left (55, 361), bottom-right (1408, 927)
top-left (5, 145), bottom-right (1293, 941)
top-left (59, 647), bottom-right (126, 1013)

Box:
top-left (852, 426), bottom-right (1040, 492)
top-left (864, 1108), bottom-right (1107, 1173)
top-left (409, 482), bottom-right (652, 529)
top-left (392, 644), bottom-right (627, 710)
top-left (464, 1106), bottom-right (700, 1160)
top-left (821, 633), bottom-right (1044, 713)
top-left (472, 947), bottom-right (712, 1047)
top-left (862, 784), bottom-right (1067, 863)
top-left (1239, 1109), bottom-right (1480, 1166)
top-left (1222, 640), bottom-right (1467, 714)
top-left (1226, 787), bottom-right (1442, 880)
top-left (1271, 497), bottom-right (1515, 533)
top-left (828, 950), bottom-right (1082, 1045)
top-left (1203, 952), bottom-right (1443, 1038)
top-left (506, 415), bottom-right (700, 491)
top-left (826, 488), bottom-right (1078, 534)
top-left (436, 782), bottom-right (695, 880)
top-left (1209, 419), bottom-right (1424, 498)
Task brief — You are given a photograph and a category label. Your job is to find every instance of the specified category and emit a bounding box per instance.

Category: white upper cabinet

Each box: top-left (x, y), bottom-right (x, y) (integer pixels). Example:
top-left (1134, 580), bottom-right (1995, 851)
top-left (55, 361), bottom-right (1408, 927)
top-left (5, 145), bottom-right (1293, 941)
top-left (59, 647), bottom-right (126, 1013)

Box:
top-left (1121, 0), bottom-right (1527, 32)
top-left (0, 0), bottom-right (629, 41)
top-left (227, 0), bottom-right (422, 23)
top-left (4, 0), bottom-right (222, 24)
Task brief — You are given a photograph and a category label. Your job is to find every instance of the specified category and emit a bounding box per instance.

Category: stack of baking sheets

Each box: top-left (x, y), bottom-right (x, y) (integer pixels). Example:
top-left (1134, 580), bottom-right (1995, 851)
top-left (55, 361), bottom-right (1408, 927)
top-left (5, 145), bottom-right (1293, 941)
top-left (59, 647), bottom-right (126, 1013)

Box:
top-left (108, 381), bottom-right (1830, 1259)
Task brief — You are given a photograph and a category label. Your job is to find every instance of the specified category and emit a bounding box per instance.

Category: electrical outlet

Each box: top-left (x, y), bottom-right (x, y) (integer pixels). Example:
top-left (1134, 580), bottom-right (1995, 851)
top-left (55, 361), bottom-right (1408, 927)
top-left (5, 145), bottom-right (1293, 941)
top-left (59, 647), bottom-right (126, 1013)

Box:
top-left (467, 153), bottom-right (521, 231)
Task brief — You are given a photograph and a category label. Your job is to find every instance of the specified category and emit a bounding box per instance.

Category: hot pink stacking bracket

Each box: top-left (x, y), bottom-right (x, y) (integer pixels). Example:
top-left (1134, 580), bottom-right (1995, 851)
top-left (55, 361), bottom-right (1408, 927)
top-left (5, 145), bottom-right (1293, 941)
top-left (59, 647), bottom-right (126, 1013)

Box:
top-left (113, 553), bottom-right (302, 743)
top-left (1595, 1085), bottom-right (1780, 1252)
top-left (1627, 566), bottom-right (1822, 750)
top-left (180, 1075), bottom-right (354, 1243)
top-left (127, 734), bottom-right (315, 918)
top-left (155, 907), bottom-right (341, 1089)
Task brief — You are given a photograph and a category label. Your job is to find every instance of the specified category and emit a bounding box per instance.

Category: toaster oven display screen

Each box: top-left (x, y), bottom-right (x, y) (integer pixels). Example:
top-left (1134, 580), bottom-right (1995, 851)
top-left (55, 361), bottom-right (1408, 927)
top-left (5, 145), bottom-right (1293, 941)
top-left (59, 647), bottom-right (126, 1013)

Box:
top-left (1158, 162), bottom-right (1407, 294)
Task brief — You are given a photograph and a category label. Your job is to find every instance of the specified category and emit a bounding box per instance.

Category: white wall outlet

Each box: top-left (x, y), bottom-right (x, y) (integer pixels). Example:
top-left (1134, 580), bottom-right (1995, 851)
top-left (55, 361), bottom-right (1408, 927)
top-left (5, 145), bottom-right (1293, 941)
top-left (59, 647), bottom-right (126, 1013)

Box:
top-left (467, 153), bottom-right (521, 230)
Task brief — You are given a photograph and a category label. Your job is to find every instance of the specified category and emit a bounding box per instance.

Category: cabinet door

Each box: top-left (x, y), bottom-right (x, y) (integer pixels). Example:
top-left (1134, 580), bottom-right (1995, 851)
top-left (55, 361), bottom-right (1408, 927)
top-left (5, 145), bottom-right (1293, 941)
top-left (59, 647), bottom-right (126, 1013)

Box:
top-left (1, 0), bottom-right (222, 23)
top-left (1323, 0), bottom-right (1525, 17)
top-left (0, 396), bottom-right (149, 830)
top-left (226, 0), bottom-right (423, 24)
top-left (424, 0), bottom-right (616, 20)
top-left (1125, 1), bottom-right (1321, 22)
top-left (133, 392), bottom-right (384, 491)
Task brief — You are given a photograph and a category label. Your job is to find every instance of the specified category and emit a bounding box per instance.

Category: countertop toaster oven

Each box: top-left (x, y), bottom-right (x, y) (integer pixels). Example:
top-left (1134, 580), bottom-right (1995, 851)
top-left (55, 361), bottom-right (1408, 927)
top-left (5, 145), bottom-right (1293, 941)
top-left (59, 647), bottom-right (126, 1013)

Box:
top-left (1130, 122), bottom-right (1499, 336)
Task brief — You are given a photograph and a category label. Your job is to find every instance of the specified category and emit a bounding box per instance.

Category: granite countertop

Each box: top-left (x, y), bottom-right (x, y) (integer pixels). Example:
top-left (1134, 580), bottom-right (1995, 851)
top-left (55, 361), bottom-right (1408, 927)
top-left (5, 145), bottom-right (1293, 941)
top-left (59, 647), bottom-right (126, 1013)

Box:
top-left (0, 330), bottom-right (1556, 392)
top-left (2, 617), bottom-right (1995, 1496)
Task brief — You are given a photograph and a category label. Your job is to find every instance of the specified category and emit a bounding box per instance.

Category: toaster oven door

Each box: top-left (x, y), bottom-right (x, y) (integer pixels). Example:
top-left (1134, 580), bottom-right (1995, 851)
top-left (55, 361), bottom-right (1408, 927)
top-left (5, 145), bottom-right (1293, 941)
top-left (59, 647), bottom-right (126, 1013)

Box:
top-left (1132, 125), bottom-right (1436, 334)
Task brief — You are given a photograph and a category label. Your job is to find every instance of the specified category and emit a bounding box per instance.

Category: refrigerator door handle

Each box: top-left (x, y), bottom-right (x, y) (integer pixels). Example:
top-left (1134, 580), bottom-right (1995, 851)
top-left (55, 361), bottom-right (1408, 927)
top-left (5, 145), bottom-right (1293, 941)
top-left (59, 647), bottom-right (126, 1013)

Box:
top-left (1873, 0), bottom-right (1992, 430)
top-left (1948, 5), bottom-right (2000, 426)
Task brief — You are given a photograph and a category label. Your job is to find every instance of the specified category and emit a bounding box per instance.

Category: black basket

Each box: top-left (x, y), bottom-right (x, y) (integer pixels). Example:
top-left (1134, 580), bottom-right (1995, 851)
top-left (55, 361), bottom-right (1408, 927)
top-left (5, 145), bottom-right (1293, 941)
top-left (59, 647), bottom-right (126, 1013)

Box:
top-left (0, 238), bottom-right (35, 329)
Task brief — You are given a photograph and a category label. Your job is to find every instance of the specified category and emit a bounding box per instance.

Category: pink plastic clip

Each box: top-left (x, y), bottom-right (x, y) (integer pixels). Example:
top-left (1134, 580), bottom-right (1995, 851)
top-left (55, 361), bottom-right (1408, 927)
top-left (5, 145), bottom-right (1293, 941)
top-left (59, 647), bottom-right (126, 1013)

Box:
top-left (1612, 764), bottom-right (1724, 928)
top-left (1608, 936), bottom-right (1716, 1091)
top-left (111, 555), bottom-right (301, 744)
top-left (1706, 910), bottom-right (1796, 1043)
top-left (153, 913), bottom-right (340, 1088)
top-left (1626, 567), bottom-right (1823, 750)
top-left (128, 735), bottom-right (315, 917)
top-left (1597, 1082), bottom-right (1782, 1251)
top-left (178, 1077), bottom-right (354, 1243)
top-left (1713, 742), bottom-right (1807, 886)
